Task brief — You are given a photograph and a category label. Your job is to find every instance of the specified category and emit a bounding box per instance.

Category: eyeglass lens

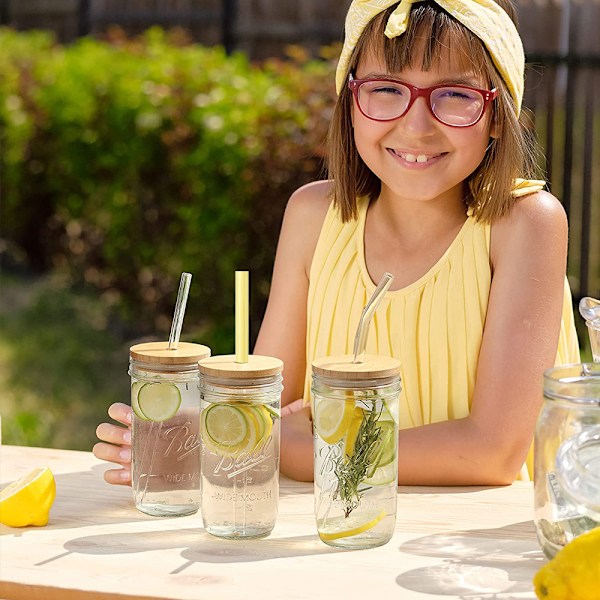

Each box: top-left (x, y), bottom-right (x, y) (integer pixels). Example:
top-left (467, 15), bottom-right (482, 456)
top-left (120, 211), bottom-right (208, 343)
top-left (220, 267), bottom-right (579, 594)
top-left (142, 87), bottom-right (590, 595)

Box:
top-left (357, 81), bottom-right (485, 126)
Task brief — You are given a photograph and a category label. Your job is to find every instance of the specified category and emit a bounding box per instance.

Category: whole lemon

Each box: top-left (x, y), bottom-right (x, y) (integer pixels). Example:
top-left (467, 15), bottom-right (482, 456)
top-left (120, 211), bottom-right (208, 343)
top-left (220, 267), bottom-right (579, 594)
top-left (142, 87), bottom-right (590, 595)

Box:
top-left (0, 466), bottom-right (56, 527)
top-left (534, 526), bottom-right (600, 600)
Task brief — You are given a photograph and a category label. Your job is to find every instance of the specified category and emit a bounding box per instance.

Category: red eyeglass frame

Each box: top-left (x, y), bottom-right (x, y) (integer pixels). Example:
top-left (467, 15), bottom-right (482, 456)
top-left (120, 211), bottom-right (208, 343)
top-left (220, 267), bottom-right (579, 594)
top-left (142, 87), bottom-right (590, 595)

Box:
top-left (348, 74), bottom-right (498, 127)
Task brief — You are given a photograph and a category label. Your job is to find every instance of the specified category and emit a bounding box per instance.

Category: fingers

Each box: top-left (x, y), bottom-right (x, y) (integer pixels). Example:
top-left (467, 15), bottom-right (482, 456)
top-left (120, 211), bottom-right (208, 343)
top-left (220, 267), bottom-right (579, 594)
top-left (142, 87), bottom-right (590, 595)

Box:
top-left (281, 398), bottom-right (309, 418)
top-left (107, 402), bottom-right (132, 426)
top-left (93, 442), bottom-right (131, 485)
top-left (93, 441), bottom-right (131, 465)
top-left (103, 466), bottom-right (131, 486)
top-left (96, 422), bottom-right (131, 447)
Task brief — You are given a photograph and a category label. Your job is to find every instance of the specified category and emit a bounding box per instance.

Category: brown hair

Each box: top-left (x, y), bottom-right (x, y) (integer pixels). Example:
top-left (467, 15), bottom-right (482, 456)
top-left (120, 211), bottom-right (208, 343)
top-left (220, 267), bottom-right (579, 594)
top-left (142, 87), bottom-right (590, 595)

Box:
top-left (327, 0), bottom-right (542, 222)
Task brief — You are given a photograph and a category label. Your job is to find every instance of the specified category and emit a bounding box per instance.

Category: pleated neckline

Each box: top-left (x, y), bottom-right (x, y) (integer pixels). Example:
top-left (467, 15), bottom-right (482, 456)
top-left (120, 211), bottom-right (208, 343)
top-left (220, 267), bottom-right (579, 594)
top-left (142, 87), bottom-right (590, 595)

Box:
top-left (356, 198), bottom-right (475, 297)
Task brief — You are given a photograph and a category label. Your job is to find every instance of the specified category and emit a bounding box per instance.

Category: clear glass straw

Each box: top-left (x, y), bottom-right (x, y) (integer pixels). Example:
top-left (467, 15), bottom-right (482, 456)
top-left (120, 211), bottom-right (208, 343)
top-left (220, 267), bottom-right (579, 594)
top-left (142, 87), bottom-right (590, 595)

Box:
top-left (168, 272), bottom-right (192, 350)
top-left (353, 272), bottom-right (394, 363)
top-left (579, 297), bottom-right (600, 322)
top-left (235, 271), bottom-right (249, 363)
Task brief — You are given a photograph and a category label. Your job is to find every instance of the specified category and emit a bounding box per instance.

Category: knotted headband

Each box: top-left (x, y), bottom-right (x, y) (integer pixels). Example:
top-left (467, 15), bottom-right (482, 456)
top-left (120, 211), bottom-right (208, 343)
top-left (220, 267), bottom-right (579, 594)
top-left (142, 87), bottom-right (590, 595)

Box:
top-left (335, 0), bottom-right (525, 115)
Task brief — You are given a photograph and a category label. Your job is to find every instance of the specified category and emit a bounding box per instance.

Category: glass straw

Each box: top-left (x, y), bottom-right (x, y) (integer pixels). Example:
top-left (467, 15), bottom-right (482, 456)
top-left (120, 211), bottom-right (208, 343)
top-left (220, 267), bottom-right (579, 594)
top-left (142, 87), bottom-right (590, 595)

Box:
top-left (235, 271), bottom-right (249, 363)
top-left (353, 272), bottom-right (394, 363)
top-left (168, 272), bottom-right (192, 350)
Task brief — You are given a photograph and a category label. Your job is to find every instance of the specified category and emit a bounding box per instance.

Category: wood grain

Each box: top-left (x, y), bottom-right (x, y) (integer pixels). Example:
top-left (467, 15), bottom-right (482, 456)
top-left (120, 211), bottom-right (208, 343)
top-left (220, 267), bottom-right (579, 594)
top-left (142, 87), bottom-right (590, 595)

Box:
top-left (0, 445), bottom-right (543, 600)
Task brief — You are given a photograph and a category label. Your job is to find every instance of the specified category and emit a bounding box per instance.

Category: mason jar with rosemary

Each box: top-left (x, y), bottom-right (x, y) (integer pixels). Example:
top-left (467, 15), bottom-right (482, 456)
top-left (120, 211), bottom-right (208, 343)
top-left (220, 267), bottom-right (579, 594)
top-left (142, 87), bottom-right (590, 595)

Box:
top-left (312, 355), bottom-right (401, 549)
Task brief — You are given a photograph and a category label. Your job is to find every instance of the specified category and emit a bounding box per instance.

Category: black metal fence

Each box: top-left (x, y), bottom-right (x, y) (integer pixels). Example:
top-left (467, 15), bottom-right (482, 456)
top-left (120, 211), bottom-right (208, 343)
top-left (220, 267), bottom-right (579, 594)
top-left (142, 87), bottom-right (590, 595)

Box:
top-left (1, 0), bottom-right (598, 300)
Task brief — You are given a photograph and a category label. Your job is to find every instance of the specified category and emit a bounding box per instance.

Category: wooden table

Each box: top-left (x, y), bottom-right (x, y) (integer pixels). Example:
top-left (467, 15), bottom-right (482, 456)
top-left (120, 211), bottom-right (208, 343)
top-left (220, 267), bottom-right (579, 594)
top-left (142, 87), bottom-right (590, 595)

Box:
top-left (0, 445), bottom-right (544, 600)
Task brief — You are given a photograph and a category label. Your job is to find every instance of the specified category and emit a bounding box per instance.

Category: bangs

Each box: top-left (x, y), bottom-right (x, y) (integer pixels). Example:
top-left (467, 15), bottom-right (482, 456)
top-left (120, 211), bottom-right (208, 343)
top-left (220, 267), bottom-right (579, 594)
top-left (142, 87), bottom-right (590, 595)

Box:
top-left (352, 2), bottom-right (492, 83)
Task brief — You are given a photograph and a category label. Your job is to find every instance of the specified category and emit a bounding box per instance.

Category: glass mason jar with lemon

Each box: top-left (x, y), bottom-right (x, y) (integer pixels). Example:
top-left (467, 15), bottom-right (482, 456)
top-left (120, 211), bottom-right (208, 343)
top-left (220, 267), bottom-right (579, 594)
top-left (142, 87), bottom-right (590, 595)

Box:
top-left (129, 341), bottom-right (210, 517)
top-left (199, 354), bottom-right (283, 539)
top-left (312, 355), bottom-right (401, 549)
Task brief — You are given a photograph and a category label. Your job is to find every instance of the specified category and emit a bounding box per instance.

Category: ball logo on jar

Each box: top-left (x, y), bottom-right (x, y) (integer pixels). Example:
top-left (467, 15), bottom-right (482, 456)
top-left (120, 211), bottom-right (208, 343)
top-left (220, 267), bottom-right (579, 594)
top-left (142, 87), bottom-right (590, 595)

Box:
top-left (162, 421), bottom-right (202, 461)
top-left (213, 435), bottom-right (274, 478)
top-left (317, 443), bottom-right (342, 477)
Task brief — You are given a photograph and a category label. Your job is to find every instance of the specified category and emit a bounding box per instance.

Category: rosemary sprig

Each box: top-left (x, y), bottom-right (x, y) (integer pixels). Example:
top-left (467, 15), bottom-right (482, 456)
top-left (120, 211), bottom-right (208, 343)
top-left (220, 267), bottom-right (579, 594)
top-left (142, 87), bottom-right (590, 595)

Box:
top-left (334, 400), bottom-right (381, 518)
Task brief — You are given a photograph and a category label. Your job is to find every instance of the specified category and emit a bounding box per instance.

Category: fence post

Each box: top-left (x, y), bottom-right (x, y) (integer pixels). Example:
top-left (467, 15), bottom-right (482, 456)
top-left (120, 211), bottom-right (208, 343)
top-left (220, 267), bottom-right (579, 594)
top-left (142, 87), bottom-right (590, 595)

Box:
top-left (78, 0), bottom-right (90, 37)
top-left (0, 0), bottom-right (9, 26)
top-left (222, 0), bottom-right (237, 54)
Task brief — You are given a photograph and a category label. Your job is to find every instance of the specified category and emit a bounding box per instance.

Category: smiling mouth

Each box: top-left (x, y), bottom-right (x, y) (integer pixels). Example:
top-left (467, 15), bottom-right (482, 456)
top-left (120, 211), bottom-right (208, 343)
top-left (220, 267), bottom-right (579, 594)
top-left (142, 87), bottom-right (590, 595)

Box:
top-left (389, 149), bottom-right (445, 163)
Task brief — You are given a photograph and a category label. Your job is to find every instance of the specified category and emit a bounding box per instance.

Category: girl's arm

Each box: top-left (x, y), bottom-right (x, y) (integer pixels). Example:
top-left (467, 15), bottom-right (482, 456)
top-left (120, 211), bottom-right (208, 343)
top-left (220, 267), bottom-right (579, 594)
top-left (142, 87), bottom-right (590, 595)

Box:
top-left (395, 191), bottom-right (569, 485)
top-left (253, 181), bottom-right (332, 481)
top-left (92, 180), bottom-right (332, 484)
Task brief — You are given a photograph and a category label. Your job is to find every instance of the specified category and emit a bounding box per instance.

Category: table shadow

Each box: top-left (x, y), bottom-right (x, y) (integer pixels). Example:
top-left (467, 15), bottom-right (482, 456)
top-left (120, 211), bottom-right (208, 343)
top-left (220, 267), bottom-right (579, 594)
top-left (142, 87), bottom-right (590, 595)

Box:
top-left (395, 521), bottom-right (544, 599)
top-left (32, 527), bottom-right (343, 573)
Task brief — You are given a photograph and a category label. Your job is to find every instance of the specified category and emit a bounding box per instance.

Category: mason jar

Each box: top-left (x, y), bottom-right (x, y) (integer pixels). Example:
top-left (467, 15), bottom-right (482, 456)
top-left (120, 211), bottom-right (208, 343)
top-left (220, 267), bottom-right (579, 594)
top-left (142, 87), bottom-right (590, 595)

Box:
top-left (129, 341), bottom-right (210, 517)
top-left (199, 354), bottom-right (283, 539)
top-left (534, 363), bottom-right (600, 559)
top-left (312, 355), bottom-right (401, 549)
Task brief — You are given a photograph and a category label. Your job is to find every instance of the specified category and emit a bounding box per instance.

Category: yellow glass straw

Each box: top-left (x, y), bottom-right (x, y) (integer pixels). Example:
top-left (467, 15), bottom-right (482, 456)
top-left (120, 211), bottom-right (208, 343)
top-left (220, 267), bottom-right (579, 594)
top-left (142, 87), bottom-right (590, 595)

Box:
top-left (235, 271), bottom-right (249, 363)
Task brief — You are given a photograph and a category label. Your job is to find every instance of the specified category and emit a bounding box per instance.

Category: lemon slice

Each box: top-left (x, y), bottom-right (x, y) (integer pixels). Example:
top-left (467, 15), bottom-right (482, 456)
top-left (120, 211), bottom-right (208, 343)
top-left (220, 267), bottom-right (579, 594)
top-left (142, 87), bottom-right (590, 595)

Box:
top-left (367, 420), bottom-right (396, 470)
top-left (201, 404), bottom-right (250, 457)
top-left (363, 461), bottom-right (397, 486)
top-left (130, 381), bottom-right (148, 420)
top-left (318, 509), bottom-right (386, 541)
top-left (314, 397), bottom-right (355, 444)
top-left (343, 407), bottom-right (365, 457)
top-left (0, 466), bottom-right (56, 527)
top-left (136, 382), bottom-right (181, 422)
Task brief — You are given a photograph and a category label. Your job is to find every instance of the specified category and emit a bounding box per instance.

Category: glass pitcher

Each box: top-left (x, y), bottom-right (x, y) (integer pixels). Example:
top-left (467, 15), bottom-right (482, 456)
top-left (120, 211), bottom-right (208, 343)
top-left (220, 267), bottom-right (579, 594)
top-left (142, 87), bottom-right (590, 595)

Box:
top-left (534, 363), bottom-right (600, 559)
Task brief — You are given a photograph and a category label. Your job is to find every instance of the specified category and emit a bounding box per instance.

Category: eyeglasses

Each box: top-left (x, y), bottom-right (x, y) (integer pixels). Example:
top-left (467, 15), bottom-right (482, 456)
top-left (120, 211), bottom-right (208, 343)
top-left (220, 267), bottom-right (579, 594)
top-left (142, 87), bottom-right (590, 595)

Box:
top-left (348, 74), bottom-right (497, 128)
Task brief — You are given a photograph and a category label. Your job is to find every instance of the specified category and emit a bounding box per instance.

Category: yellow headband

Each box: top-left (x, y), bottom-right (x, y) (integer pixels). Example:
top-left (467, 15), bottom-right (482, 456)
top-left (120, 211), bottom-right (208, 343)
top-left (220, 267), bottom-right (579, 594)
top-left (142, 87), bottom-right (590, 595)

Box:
top-left (335, 0), bottom-right (525, 114)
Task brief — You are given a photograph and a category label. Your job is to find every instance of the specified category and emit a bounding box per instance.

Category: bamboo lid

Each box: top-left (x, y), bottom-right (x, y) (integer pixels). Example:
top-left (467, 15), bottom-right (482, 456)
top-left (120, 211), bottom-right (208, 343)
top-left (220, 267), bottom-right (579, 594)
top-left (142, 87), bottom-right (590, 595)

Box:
top-left (198, 354), bottom-right (283, 378)
top-left (130, 341), bottom-right (211, 365)
top-left (312, 354), bottom-right (401, 380)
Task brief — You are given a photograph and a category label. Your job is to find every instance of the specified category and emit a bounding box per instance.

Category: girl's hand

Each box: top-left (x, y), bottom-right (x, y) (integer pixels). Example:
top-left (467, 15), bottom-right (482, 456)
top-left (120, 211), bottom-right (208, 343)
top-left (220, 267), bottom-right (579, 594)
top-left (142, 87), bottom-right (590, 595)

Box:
top-left (93, 402), bottom-right (132, 486)
top-left (281, 398), bottom-right (307, 418)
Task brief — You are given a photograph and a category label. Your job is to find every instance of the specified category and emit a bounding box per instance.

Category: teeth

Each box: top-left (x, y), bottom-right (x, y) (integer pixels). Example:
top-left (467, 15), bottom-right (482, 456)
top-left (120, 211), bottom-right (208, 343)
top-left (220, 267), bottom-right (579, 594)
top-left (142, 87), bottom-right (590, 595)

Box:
top-left (396, 152), bottom-right (435, 163)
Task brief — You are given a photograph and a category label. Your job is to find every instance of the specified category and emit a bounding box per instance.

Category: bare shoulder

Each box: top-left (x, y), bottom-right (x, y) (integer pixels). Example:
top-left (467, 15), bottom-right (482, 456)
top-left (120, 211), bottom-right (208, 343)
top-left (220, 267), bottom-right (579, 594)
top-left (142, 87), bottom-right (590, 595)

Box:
top-left (491, 191), bottom-right (568, 265)
top-left (279, 180), bottom-right (334, 272)
top-left (285, 179), bottom-right (334, 227)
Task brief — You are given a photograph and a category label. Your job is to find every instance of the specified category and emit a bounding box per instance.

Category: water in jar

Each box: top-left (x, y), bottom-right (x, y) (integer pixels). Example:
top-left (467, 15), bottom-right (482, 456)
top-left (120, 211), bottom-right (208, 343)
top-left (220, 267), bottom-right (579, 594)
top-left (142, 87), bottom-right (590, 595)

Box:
top-left (314, 391), bottom-right (399, 549)
top-left (200, 397), bottom-right (280, 538)
top-left (132, 377), bottom-right (201, 517)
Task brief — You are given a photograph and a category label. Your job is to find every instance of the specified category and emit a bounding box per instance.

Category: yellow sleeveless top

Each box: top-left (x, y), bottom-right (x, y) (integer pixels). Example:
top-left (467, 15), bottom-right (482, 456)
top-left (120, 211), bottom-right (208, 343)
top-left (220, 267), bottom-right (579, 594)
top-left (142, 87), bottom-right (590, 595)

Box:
top-left (304, 197), bottom-right (580, 478)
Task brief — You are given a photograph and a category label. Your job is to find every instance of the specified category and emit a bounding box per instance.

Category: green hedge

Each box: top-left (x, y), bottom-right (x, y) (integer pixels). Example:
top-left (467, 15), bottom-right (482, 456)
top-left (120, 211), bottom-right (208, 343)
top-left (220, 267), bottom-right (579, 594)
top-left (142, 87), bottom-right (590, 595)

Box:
top-left (0, 28), bottom-right (336, 350)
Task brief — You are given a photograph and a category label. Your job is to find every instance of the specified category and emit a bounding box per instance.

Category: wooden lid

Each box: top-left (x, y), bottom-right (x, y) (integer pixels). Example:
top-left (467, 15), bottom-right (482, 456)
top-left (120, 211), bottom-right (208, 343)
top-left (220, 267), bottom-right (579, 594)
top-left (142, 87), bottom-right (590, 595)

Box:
top-left (198, 354), bottom-right (283, 378)
top-left (312, 354), bottom-right (401, 380)
top-left (130, 341), bottom-right (211, 365)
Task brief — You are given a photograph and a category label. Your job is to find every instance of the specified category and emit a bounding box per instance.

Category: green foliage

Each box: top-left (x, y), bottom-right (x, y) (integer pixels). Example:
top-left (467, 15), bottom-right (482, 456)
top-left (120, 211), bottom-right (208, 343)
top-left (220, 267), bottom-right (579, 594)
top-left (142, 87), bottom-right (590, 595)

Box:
top-left (0, 28), bottom-right (335, 347)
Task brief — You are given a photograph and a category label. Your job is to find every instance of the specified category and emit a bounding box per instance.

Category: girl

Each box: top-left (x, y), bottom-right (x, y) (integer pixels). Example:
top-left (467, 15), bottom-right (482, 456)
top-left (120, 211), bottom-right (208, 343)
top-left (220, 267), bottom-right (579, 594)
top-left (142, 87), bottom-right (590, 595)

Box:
top-left (94, 0), bottom-right (580, 486)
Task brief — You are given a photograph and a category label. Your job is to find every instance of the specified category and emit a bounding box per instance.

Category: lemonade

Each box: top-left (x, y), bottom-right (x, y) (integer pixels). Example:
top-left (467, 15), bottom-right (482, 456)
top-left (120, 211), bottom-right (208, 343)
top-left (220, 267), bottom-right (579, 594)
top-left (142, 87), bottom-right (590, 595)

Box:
top-left (198, 354), bottom-right (283, 539)
top-left (312, 355), bottom-right (401, 549)
top-left (129, 341), bottom-right (210, 517)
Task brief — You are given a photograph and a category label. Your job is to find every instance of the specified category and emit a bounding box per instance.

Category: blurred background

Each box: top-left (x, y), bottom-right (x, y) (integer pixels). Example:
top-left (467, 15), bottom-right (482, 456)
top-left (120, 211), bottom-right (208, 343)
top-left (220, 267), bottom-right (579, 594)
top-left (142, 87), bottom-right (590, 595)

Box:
top-left (1, 0), bottom-right (599, 451)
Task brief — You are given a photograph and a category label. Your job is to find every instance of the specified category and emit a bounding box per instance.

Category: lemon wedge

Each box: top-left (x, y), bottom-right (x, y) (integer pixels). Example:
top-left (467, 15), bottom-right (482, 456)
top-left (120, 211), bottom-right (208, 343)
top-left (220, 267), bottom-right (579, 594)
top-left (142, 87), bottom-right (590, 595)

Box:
top-left (318, 509), bottom-right (386, 541)
top-left (0, 466), bottom-right (56, 527)
top-left (314, 397), bottom-right (355, 445)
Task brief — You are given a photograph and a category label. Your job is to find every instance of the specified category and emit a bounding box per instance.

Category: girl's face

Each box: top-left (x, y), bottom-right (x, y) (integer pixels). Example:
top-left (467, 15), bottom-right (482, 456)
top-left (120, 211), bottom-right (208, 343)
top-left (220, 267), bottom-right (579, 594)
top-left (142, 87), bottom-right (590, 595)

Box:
top-left (352, 48), bottom-right (495, 209)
